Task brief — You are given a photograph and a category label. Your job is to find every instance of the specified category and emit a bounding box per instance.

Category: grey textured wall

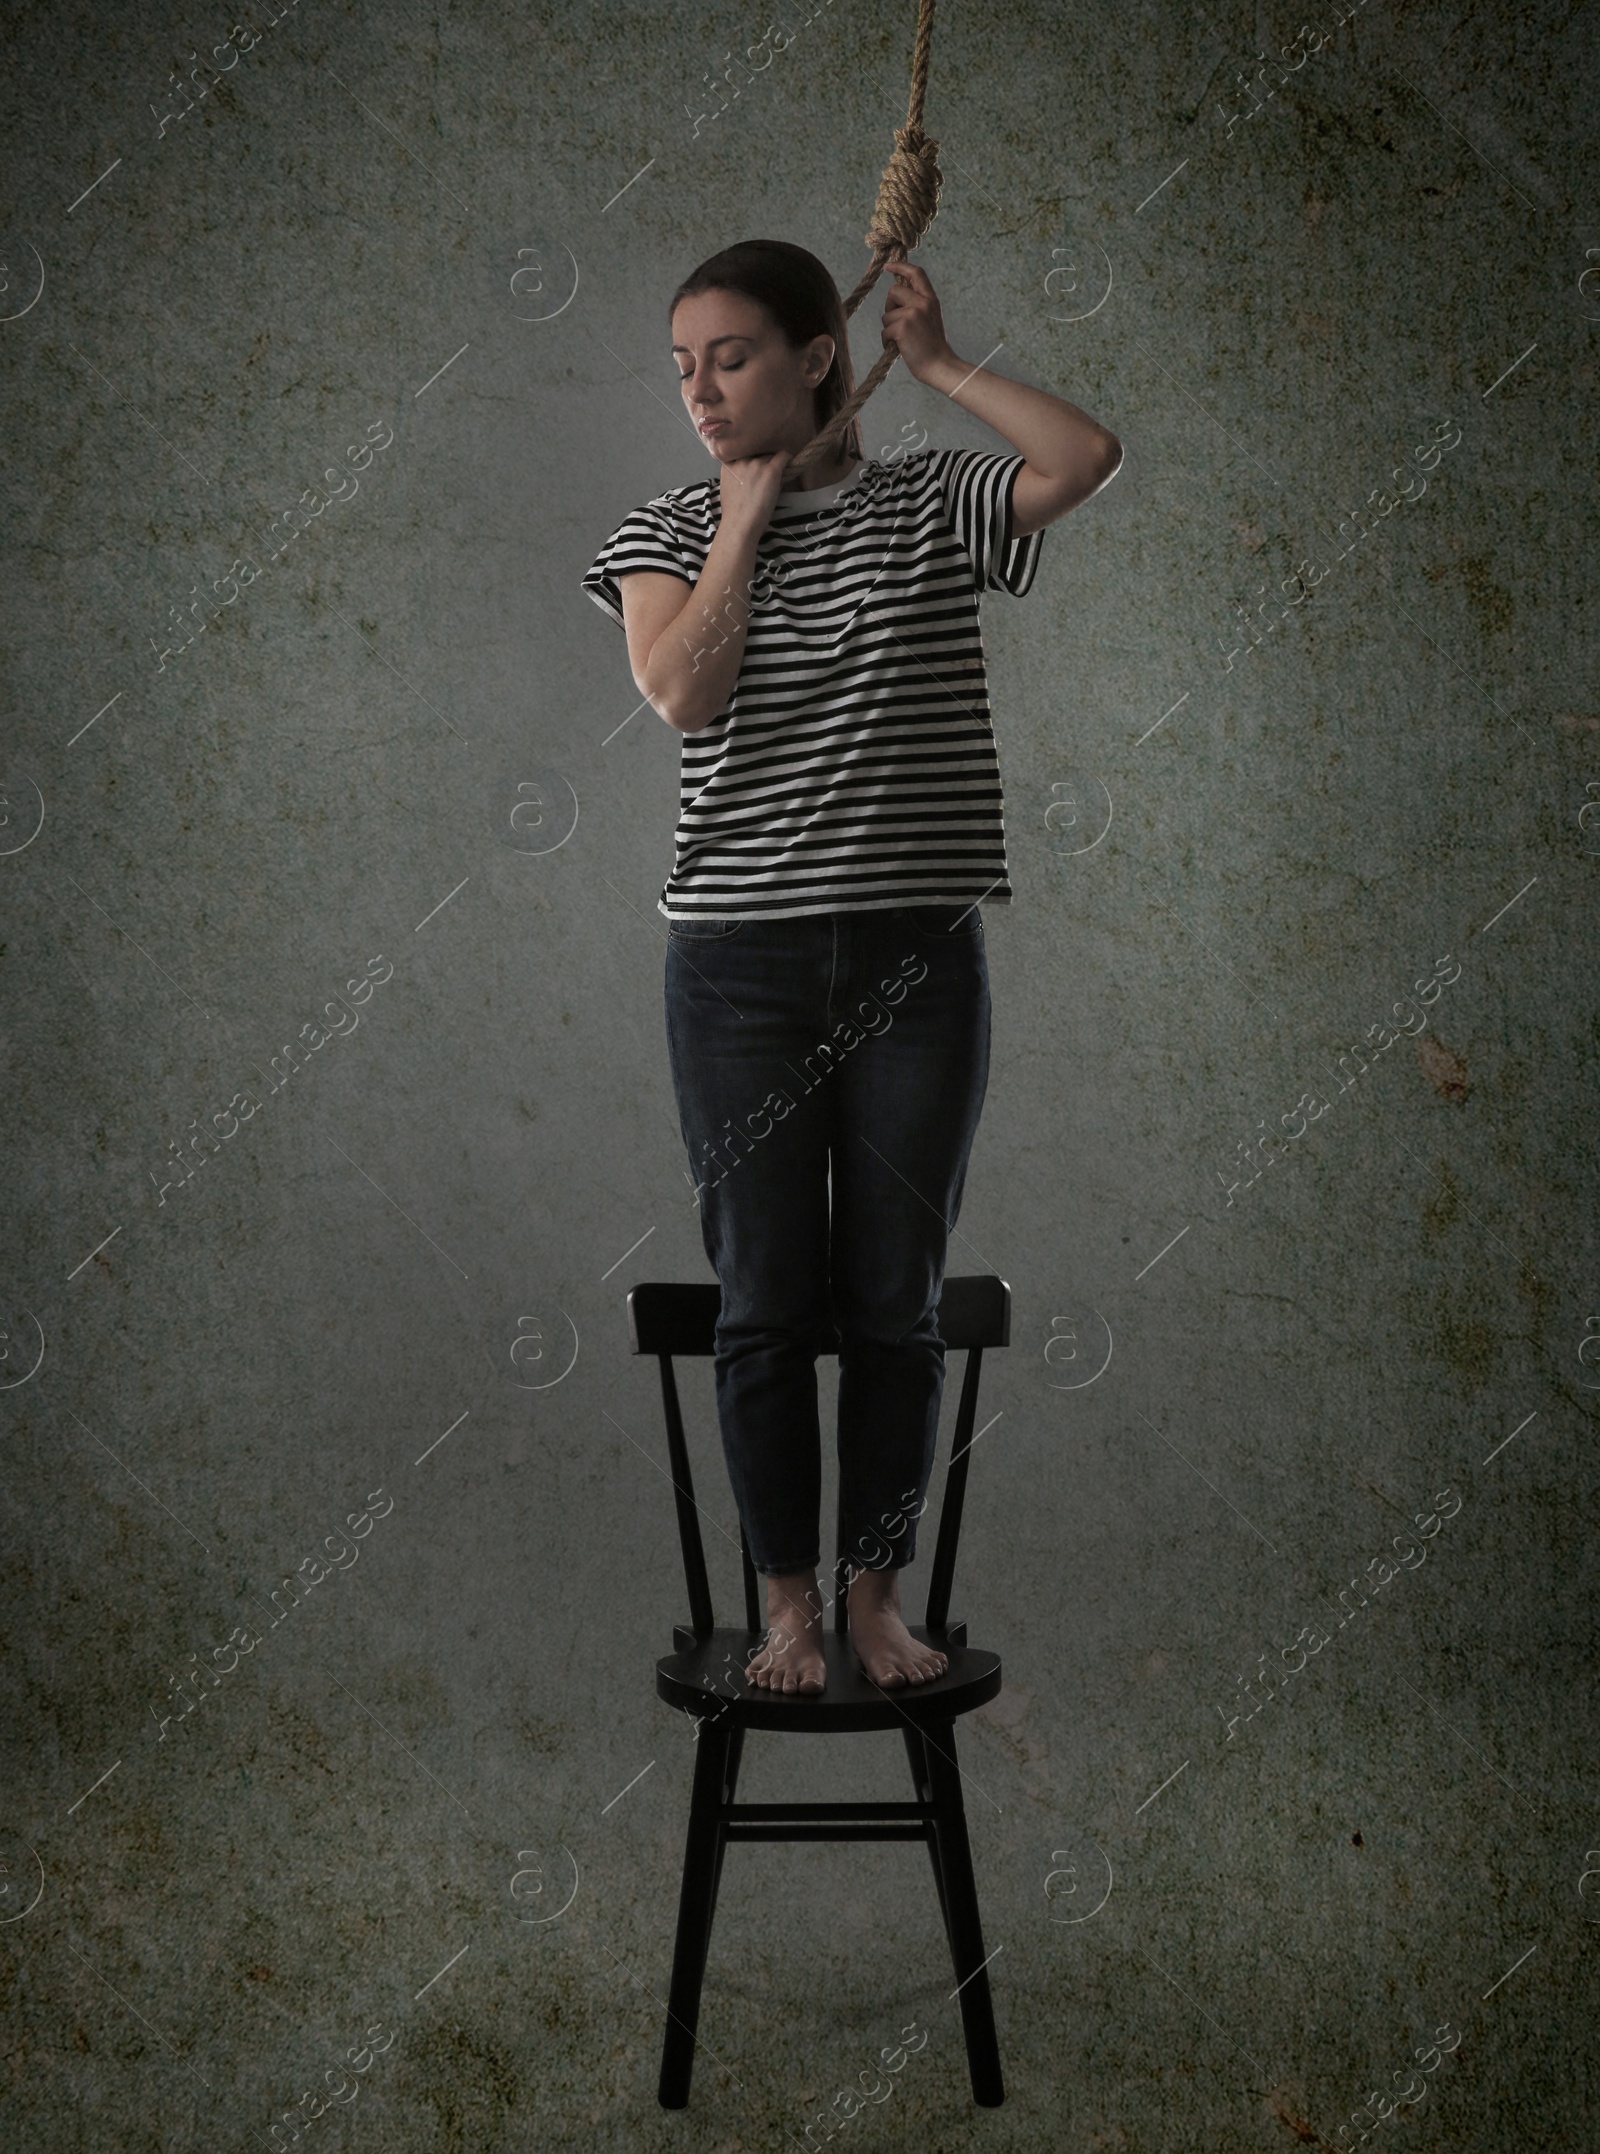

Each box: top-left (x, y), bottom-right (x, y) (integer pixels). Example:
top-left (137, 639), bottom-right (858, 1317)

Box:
top-left (3, 0), bottom-right (1597, 2146)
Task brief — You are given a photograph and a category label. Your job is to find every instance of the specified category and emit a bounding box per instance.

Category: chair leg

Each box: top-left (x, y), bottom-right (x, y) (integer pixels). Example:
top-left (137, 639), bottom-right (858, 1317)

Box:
top-left (900, 1723), bottom-right (952, 1948)
top-left (706, 1721), bottom-right (745, 1915)
top-left (658, 1717), bottom-right (737, 2108)
top-left (922, 1716), bottom-right (1005, 2106)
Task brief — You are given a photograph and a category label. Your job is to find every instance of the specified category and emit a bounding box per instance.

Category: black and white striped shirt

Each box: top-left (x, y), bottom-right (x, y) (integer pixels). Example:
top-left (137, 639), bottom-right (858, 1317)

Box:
top-left (581, 448), bottom-right (1044, 920)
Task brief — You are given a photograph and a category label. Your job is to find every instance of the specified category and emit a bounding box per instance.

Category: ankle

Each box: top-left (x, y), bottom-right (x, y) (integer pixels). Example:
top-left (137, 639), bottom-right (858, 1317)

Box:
top-left (766, 1569), bottom-right (821, 1616)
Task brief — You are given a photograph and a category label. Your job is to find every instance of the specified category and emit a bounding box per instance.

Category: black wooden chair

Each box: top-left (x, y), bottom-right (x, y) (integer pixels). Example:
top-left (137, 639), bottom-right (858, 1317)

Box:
top-left (625, 1272), bottom-right (1010, 2109)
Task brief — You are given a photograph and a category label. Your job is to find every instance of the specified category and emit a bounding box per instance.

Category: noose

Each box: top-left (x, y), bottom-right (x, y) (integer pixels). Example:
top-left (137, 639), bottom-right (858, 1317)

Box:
top-left (779, 0), bottom-right (942, 489)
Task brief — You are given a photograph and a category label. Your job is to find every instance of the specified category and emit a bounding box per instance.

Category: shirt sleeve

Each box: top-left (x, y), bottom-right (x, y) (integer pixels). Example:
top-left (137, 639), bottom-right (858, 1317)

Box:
top-left (580, 501), bottom-right (694, 629)
top-left (927, 448), bottom-right (1045, 598)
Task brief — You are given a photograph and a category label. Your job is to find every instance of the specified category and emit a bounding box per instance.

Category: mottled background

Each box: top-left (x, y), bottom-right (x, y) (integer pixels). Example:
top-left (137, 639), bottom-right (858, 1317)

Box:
top-left (3, 0), bottom-right (1598, 2147)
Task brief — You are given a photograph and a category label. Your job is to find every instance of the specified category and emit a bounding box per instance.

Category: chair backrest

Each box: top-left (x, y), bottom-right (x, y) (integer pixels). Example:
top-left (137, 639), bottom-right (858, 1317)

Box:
top-left (626, 1275), bottom-right (1010, 1637)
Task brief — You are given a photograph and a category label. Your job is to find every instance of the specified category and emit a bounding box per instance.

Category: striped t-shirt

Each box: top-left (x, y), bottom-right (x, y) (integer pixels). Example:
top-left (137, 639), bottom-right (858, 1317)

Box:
top-left (581, 447), bottom-right (1045, 921)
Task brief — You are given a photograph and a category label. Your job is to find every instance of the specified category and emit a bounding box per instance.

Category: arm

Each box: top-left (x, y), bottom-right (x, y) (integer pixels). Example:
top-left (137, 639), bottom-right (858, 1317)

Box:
top-left (882, 261), bottom-right (1122, 534)
top-left (623, 511), bottom-right (769, 735)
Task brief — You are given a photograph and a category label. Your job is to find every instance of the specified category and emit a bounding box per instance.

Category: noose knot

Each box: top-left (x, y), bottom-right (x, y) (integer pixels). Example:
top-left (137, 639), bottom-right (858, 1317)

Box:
top-left (863, 123), bottom-right (943, 260)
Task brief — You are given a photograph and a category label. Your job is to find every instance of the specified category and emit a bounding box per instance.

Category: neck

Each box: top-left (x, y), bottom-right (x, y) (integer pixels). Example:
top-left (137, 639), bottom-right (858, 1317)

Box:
top-left (780, 449), bottom-right (860, 494)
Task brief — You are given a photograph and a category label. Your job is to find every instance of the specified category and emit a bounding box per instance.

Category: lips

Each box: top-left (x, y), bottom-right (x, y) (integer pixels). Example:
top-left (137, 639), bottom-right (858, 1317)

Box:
top-left (699, 420), bottom-right (727, 435)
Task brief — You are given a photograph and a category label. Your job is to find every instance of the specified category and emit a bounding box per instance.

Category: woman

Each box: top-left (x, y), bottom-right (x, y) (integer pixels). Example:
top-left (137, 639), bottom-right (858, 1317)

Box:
top-left (582, 239), bottom-right (1121, 1694)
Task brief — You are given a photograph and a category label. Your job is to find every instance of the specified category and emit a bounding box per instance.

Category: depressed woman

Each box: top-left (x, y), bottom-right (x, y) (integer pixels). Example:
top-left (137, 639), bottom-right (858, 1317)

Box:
top-left (583, 238), bottom-right (1121, 1693)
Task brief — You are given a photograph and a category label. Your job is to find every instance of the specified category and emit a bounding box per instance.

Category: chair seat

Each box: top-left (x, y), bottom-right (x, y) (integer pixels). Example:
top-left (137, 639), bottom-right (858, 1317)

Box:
top-left (657, 1624), bottom-right (1002, 1733)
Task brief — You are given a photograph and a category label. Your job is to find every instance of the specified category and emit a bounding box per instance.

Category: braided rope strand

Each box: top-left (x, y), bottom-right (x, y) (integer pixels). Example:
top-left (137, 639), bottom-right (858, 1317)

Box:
top-left (779, 0), bottom-right (940, 487)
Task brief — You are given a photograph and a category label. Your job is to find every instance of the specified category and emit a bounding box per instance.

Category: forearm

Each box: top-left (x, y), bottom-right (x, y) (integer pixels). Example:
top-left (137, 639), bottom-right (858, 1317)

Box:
top-left (918, 351), bottom-right (1121, 493)
top-left (646, 518), bottom-right (764, 733)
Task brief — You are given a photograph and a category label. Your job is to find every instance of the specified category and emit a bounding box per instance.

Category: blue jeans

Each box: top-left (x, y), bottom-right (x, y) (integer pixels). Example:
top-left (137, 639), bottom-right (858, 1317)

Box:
top-left (663, 904), bottom-right (991, 1578)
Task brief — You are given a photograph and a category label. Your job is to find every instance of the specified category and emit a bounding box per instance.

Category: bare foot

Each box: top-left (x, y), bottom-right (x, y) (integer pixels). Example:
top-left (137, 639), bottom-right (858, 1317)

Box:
top-left (744, 1568), bottom-right (827, 1693)
top-left (847, 1566), bottom-right (948, 1687)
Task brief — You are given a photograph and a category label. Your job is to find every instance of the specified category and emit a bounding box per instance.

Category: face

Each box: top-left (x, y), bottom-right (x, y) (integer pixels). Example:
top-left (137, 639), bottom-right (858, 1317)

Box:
top-left (671, 288), bottom-right (835, 462)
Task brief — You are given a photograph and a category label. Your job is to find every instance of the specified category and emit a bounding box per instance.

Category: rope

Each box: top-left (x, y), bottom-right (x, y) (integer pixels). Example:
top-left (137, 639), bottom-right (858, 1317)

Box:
top-left (779, 0), bottom-right (941, 488)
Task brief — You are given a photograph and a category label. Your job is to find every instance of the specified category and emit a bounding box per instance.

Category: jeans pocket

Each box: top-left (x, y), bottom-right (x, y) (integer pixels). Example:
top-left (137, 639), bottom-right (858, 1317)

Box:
top-left (906, 903), bottom-right (982, 937)
top-left (666, 915), bottom-right (744, 941)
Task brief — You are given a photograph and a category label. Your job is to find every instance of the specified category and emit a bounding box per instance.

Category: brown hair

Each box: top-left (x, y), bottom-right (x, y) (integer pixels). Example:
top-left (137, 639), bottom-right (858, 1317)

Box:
top-left (668, 239), bottom-right (863, 461)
